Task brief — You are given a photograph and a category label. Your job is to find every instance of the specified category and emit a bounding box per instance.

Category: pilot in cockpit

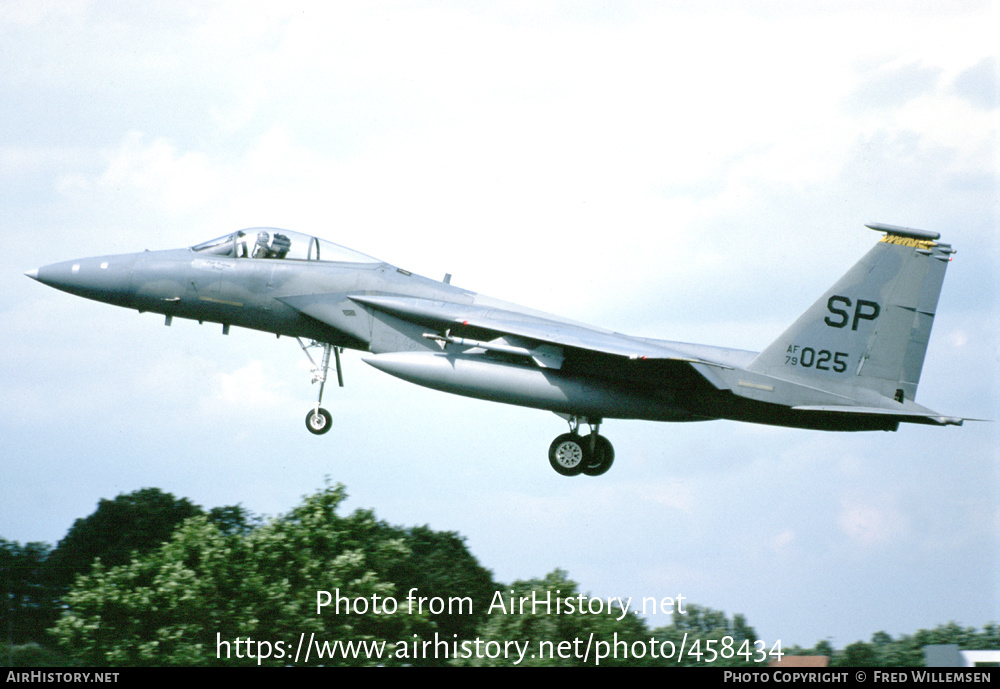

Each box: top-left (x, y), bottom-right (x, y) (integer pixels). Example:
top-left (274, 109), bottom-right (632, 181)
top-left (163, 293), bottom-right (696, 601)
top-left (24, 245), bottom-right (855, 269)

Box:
top-left (252, 231), bottom-right (271, 259)
top-left (249, 231), bottom-right (292, 259)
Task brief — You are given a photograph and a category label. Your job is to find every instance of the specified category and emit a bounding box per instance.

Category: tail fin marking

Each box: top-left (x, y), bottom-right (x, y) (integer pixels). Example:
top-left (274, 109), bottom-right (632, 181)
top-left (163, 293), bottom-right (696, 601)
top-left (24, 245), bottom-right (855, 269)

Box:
top-left (748, 223), bottom-right (954, 404)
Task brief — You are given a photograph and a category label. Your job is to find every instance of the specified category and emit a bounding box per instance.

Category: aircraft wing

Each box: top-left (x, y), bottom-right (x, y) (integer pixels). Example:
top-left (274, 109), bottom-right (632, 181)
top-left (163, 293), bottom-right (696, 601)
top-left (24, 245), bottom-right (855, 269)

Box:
top-left (345, 294), bottom-right (732, 368)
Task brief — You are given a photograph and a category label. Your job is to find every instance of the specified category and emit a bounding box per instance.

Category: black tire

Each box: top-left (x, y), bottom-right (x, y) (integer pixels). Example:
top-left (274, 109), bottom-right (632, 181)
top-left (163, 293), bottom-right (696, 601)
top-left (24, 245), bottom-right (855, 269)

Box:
top-left (581, 434), bottom-right (615, 476)
top-left (305, 408), bottom-right (333, 435)
top-left (548, 433), bottom-right (589, 476)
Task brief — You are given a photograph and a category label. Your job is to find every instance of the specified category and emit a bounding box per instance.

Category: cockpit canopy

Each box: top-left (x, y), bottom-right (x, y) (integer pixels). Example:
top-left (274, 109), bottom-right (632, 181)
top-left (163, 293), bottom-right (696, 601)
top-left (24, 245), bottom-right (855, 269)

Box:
top-left (192, 228), bottom-right (380, 264)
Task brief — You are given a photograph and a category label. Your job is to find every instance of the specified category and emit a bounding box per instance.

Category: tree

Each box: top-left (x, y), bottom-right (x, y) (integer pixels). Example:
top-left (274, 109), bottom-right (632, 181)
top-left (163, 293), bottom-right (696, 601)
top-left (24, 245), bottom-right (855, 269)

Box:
top-left (51, 483), bottom-right (425, 666)
top-left (649, 604), bottom-right (762, 666)
top-left (1, 539), bottom-right (56, 645)
top-left (813, 639), bottom-right (835, 658)
top-left (837, 640), bottom-right (879, 667)
top-left (385, 525), bottom-right (498, 646)
top-left (4, 491), bottom-right (257, 651)
top-left (457, 569), bottom-right (649, 667)
top-left (46, 488), bottom-right (202, 592)
top-left (206, 504), bottom-right (260, 537)
top-left (821, 623), bottom-right (1000, 667)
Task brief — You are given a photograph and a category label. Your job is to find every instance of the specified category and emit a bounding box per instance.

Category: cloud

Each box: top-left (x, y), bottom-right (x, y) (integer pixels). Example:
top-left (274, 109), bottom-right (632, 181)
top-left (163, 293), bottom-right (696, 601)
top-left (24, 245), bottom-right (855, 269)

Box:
top-left (952, 56), bottom-right (1000, 110)
top-left (214, 360), bottom-right (291, 409)
top-left (838, 497), bottom-right (909, 547)
top-left (848, 62), bottom-right (942, 110)
top-left (770, 529), bottom-right (797, 554)
top-left (100, 132), bottom-right (221, 212)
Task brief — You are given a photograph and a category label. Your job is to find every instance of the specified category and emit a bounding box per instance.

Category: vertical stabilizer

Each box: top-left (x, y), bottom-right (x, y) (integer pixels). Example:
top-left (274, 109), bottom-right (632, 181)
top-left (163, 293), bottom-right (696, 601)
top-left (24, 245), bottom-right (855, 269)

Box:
top-left (748, 224), bottom-right (955, 404)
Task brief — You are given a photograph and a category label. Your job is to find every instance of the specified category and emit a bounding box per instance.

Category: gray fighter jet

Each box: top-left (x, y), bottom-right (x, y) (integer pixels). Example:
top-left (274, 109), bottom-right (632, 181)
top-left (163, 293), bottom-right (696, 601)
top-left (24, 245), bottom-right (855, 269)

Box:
top-left (26, 222), bottom-right (964, 476)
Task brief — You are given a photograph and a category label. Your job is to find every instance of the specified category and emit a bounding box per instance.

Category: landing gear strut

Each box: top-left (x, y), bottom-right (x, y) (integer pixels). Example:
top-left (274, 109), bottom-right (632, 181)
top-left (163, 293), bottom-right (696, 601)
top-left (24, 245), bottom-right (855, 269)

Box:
top-left (298, 339), bottom-right (343, 435)
top-left (582, 433), bottom-right (615, 476)
top-left (547, 417), bottom-right (615, 476)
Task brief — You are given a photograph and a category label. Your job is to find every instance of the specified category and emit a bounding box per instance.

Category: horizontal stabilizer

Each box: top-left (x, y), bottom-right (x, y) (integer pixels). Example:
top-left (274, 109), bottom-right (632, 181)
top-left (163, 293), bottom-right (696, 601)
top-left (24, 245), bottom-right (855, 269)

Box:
top-left (792, 405), bottom-right (965, 426)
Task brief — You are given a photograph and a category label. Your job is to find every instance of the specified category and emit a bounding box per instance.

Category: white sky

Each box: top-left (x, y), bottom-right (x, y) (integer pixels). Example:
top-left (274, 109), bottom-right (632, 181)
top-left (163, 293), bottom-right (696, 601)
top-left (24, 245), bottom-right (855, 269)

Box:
top-left (2, 1), bottom-right (997, 651)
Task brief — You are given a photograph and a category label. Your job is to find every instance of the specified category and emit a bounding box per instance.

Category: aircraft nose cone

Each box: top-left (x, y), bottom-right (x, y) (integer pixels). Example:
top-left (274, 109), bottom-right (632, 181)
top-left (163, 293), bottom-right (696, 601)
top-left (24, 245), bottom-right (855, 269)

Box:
top-left (29, 254), bottom-right (138, 308)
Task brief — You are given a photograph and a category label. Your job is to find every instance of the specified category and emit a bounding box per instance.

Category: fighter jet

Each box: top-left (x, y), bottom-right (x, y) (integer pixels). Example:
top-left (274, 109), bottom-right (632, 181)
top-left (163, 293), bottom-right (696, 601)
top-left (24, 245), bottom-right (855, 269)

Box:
top-left (26, 222), bottom-right (964, 476)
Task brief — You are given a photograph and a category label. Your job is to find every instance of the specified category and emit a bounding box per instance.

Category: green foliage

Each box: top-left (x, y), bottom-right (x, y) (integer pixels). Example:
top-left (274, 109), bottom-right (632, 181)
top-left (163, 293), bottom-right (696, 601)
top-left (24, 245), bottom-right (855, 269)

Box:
top-left (0, 642), bottom-right (76, 667)
top-left (457, 569), bottom-right (648, 666)
top-left (838, 640), bottom-right (879, 667)
top-left (1, 540), bottom-right (56, 644)
top-left (12, 481), bottom-right (997, 668)
top-left (825, 623), bottom-right (1000, 667)
top-left (649, 604), bottom-right (762, 667)
top-left (384, 525), bottom-right (498, 645)
top-left (843, 632), bottom-right (916, 667)
top-left (49, 483), bottom-right (480, 666)
top-left (813, 639), bottom-right (835, 657)
top-left (4, 489), bottom-right (257, 653)
top-left (206, 504), bottom-right (261, 537)
top-left (910, 621), bottom-right (1000, 650)
top-left (46, 488), bottom-right (202, 592)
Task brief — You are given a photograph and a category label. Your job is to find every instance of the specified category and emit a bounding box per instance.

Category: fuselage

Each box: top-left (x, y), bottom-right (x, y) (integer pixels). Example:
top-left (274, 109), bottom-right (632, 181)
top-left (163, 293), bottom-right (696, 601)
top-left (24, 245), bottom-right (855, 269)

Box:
top-left (32, 227), bottom-right (952, 434)
top-left (33, 245), bottom-right (444, 348)
top-left (30, 235), bottom-right (732, 424)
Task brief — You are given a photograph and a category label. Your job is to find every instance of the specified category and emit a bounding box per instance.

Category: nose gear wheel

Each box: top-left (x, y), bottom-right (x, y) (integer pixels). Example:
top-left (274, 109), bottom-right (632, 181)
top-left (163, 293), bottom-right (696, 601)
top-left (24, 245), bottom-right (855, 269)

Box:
top-left (306, 407), bottom-right (333, 435)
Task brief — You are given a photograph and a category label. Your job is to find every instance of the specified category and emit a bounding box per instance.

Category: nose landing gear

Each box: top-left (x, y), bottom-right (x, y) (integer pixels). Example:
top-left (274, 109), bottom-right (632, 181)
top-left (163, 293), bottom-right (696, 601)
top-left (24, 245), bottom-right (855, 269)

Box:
top-left (547, 417), bottom-right (615, 476)
top-left (298, 339), bottom-right (343, 436)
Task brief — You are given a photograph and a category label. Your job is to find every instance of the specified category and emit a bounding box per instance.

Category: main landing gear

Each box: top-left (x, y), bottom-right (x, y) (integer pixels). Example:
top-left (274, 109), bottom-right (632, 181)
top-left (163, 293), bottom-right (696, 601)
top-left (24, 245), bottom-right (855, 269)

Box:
top-left (548, 417), bottom-right (614, 477)
top-left (298, 339), bottom-right (343, 435)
